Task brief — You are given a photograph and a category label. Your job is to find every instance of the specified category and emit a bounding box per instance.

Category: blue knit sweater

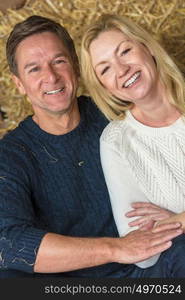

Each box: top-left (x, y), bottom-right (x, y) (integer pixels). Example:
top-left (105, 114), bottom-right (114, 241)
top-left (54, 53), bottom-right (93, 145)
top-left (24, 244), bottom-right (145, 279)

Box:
top-left (0, 96), bottom-right (127, 278)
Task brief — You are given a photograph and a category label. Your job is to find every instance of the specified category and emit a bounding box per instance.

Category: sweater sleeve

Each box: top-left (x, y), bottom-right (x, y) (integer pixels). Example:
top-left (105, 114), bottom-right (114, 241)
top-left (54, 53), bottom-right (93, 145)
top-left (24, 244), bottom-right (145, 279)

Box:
top-left (0, 143), bottom-right (47, 273)
top-left (100, 138), bottom-right (160, 268)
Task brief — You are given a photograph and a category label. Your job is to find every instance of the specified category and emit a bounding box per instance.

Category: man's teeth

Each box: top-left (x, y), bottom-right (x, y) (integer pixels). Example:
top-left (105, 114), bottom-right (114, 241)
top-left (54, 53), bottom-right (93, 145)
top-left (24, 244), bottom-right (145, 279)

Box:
top-left (124, 72), bottom-right (140, 88)
top-left (45, 88), bottom-right (64, 95)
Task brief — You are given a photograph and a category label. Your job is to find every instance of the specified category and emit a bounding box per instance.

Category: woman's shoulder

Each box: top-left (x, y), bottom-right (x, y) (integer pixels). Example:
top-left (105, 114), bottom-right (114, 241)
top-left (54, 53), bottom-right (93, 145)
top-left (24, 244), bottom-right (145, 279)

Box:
top-left (100, 119), bottom-right (127, 144)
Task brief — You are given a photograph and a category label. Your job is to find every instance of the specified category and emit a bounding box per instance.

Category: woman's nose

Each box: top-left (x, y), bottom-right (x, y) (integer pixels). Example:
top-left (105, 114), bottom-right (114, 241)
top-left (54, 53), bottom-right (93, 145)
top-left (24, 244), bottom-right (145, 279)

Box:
top-left (115, 60), bottom-right (130, 77)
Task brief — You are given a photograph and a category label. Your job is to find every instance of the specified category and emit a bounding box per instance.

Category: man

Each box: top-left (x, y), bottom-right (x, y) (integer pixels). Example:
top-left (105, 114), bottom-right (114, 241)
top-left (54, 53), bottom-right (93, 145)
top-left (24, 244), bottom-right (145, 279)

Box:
top-left (0, 15), bottom-right (184, 278)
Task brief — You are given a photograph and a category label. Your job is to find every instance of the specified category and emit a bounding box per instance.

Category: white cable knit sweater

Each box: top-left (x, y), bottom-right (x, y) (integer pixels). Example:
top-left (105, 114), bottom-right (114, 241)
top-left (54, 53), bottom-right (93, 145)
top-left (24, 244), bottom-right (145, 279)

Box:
top-left (100, 110), bottom-right (185, 268)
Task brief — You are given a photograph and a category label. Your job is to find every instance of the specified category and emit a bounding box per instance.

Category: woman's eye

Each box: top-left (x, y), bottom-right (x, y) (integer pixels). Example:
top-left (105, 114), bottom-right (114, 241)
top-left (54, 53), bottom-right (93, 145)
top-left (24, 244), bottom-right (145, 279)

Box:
top-left (54, 59), bottom-right (66, 64)
top-left (101, 66), bottom-right (109, 75)
top-left (121, 48), bottom-right (131, 55)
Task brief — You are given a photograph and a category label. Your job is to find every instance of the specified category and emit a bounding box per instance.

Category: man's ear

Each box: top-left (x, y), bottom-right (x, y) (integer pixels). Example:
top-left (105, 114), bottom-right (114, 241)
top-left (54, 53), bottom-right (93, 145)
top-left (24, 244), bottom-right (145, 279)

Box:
top-left (11, 74), bottom-right (26, 95)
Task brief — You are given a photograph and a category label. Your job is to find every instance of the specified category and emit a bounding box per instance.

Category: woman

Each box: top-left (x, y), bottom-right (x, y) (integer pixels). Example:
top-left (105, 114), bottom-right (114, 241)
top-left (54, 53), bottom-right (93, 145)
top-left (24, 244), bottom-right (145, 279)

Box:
top-left (81, 14), bottom-right (185, 267)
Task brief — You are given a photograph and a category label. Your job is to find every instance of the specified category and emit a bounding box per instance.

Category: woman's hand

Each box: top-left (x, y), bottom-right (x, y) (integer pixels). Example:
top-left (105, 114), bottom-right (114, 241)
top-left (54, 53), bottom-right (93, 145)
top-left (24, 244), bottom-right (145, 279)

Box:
top-left (125, 202), bottom-right (175, 230)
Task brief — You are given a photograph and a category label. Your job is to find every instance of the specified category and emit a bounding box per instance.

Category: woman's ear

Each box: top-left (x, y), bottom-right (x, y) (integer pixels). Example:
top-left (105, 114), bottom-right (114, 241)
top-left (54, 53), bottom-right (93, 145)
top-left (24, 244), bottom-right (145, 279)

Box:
top-left (11, 74), bottom-right (26, 95)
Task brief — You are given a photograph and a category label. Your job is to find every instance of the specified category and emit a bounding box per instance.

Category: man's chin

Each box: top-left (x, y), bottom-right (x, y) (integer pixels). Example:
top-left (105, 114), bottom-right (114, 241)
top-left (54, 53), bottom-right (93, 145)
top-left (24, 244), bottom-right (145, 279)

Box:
top-left (46, 103), bottom-right (74, 116)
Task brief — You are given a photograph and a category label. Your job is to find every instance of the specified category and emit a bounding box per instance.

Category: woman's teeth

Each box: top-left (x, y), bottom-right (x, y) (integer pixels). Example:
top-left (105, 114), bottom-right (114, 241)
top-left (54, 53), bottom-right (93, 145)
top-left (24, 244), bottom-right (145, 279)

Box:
top-left (124, 71), bottom-right (140, 88)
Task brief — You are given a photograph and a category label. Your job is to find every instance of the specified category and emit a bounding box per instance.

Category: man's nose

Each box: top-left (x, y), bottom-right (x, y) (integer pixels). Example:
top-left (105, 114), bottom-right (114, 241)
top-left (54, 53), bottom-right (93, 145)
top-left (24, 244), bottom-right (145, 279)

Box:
top-left (43, 65), bottom-right (59, 83)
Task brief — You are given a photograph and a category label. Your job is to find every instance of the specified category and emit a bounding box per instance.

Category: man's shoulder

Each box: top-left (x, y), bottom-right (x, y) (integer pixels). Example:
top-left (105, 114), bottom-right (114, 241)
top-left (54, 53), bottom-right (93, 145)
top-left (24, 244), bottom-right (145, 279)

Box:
top-left (78, 95), bottom-right (101, 113)
top-left (78, 95), bottom-right (109, 126)
top-left (0, 118), bottom-right (29, 148)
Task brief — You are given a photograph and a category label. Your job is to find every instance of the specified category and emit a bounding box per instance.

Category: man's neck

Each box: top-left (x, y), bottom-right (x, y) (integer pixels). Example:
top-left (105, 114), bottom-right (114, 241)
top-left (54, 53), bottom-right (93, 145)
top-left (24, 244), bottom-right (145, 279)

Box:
top-left (32, 102), bottom-right (80, 135)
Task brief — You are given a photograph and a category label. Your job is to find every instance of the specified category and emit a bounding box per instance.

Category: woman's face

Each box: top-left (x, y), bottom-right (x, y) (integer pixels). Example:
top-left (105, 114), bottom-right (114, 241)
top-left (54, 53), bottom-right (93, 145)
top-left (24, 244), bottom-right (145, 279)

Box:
top-left (89, 29), bottom-right (159, 104)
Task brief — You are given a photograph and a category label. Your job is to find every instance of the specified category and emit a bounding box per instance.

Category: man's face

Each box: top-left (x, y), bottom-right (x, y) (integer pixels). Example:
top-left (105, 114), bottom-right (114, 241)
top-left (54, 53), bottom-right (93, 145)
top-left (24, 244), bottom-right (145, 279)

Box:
top-left (13, 31), bottom-right (78, 116)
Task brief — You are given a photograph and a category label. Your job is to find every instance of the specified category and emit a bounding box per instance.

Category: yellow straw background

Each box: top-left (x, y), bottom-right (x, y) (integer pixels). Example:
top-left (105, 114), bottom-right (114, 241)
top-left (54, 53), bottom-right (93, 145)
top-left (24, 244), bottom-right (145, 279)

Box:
top-left (0, 0), bottom-right (185, 136)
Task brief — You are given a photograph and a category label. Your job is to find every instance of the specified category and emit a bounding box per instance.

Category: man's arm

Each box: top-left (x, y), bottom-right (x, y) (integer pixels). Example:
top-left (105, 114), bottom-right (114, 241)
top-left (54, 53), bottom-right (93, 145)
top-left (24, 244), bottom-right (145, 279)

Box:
top-left (34, 223), bottom-right (182, 273)
top-left (0, 144), bottom-right (48, 273)
top-left (0, 143), bottom-right (183, 274)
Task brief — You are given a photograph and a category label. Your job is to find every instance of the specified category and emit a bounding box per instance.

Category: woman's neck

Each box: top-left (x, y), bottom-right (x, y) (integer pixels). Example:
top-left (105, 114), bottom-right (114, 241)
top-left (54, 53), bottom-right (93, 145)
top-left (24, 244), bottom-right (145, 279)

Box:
top-left (131, 98), bottom-right (181, 128)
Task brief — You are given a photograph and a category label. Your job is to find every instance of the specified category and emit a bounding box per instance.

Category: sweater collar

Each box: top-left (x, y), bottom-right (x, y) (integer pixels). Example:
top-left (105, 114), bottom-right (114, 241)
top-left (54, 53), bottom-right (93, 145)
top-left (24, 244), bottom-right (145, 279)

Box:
top-left (126, 110), bottom-right (185, 135)
top-left (20, 96), bottom-right (88, 143)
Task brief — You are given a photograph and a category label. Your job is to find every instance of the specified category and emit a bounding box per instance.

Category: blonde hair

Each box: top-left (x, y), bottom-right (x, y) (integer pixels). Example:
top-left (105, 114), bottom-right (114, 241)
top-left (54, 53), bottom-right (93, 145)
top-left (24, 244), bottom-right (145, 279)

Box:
top-left (81, 14), bottom-right (185, 120)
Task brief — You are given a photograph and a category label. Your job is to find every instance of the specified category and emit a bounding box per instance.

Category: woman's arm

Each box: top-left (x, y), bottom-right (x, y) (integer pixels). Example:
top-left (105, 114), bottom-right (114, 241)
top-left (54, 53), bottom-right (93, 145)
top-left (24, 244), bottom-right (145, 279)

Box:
top-left (156, 211), bottom-right (185, 231)
top-left (100, 139), bottom-right (150, 237)
top-left (125, 201), bottom-right (185, 232)
top-left (100, 138), bottom-right (162, 268)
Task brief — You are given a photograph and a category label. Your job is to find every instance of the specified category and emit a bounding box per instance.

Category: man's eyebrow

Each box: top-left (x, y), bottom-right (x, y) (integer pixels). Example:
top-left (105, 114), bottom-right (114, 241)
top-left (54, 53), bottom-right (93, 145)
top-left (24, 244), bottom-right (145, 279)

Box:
top-left (95, 40), bottom-right (129, 69)
top-left (24, 53), bottom-right (69, 70)
top-left (24, 62), bottom-right (37, 70)
top-left (53, 52), bottom-right (68, 59)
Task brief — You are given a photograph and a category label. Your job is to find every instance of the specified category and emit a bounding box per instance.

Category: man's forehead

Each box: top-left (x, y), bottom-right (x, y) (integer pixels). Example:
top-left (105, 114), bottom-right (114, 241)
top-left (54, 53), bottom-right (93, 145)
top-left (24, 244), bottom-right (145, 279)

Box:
top-left (15, 32), bottom-right (70, 60)
top-left (17, 31), bottom-right (68, 51)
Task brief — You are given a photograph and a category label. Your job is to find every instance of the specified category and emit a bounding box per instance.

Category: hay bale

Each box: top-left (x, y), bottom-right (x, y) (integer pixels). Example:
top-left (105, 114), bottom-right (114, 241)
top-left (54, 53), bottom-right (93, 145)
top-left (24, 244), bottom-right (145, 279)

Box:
top-left (0, 0), bottom-right (27, 12)
top-left (0, 0), bottom-right (185, 137)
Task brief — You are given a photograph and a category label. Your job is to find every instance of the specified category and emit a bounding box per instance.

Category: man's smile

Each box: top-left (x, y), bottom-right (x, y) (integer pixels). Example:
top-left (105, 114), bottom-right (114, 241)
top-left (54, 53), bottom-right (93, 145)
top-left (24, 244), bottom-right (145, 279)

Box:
top-left (44, 87), bottom-right (65, 95)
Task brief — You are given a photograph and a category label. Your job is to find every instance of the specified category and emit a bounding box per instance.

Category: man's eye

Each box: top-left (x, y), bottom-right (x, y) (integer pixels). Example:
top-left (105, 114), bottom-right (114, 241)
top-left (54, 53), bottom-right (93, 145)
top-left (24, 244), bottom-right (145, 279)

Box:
top-left (101, 66), bottom-right (109, 75)
top-left (29, 67), bottom-right (39, 73)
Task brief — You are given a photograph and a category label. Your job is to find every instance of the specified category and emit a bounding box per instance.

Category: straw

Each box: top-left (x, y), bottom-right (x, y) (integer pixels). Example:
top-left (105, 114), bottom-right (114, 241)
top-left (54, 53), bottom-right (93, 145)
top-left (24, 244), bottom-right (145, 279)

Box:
top-left (0, 0), bottom-right (184, 136)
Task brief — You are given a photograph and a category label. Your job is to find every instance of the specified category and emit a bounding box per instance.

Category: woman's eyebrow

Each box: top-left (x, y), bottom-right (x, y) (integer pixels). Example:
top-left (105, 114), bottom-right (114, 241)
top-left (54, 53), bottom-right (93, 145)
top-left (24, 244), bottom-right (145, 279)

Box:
top-left (95, 40), bottom-right (129, 69)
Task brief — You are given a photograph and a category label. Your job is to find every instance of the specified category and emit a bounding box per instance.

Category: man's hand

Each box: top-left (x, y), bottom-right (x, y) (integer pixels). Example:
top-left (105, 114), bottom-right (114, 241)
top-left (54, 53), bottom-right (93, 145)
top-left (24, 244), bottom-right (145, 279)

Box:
top-left (113, 222), bottom-right (182, 264)
top-left (34, 222), bottom-right (182, 273)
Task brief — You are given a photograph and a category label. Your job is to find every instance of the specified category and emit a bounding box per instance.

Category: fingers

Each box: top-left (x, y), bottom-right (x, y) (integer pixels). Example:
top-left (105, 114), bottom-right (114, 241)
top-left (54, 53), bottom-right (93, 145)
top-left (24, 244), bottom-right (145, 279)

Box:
top-left (141, 224), bottom-right (183, 259)
top-left (152, 221), bottom-right (182, 233)
top-left (147, 227), bottom-right (182, 257)
top-left (128, 213), bottom-right (173, 227)
top-left (148, 240), bottom-right (172, 257)
top-left (118, 223), bottom-right (183, 264)
top-left (125, 202), bottom-right (157, 217)
top-left (131, 202), bottom-right (159, 209)
top-left (126, 202), bottom-right (174, 221)
top-left (126, 207), bottom-right (159, 217)
top-left (139, 220), bottom-right (156, 231)
top-left (153, 228), bottom-right (182, 245)
top-left (128, 217), bottom-right (146, 227)
top-left (140, 224), bottom-right (155, 231)
top-left (128, 215), bottom-right (158, 227)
